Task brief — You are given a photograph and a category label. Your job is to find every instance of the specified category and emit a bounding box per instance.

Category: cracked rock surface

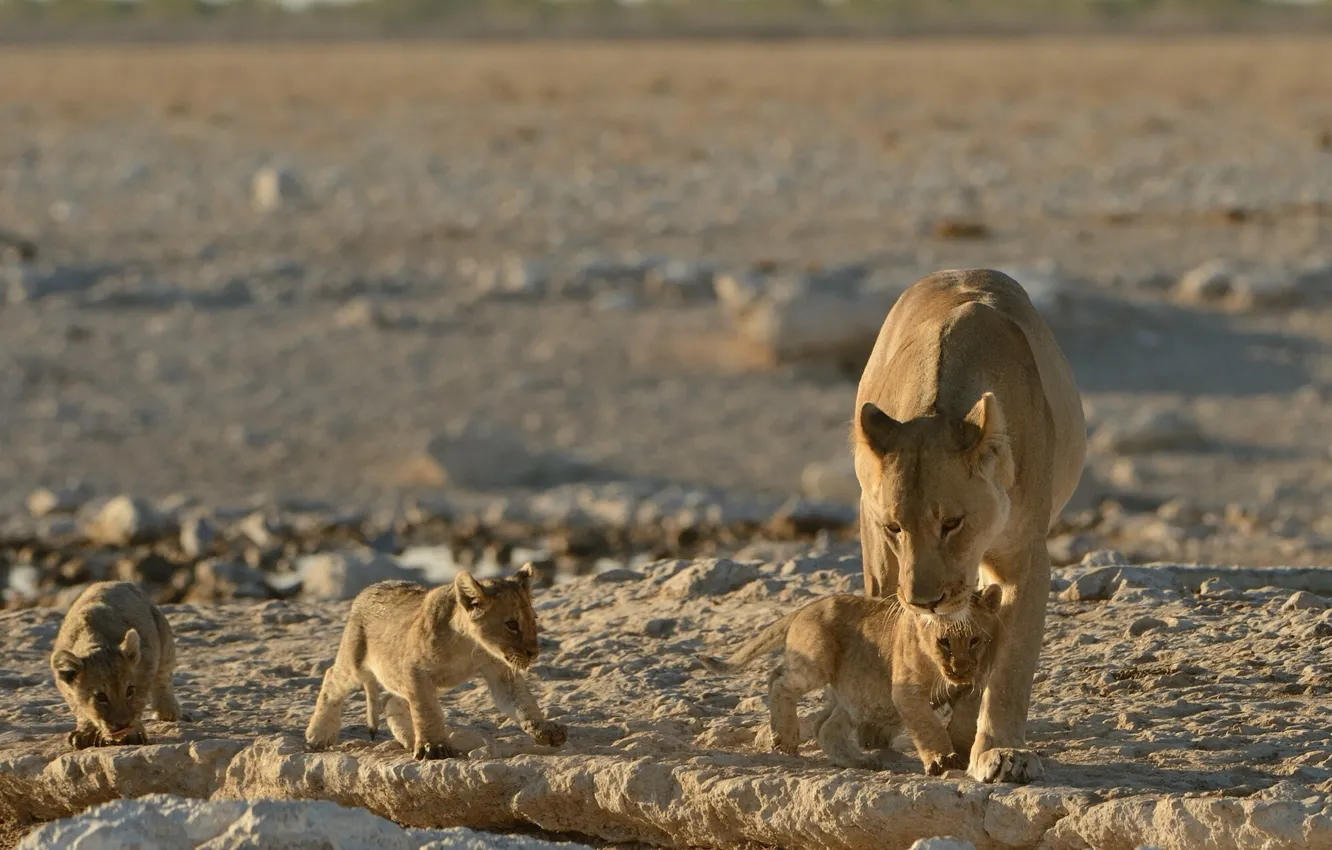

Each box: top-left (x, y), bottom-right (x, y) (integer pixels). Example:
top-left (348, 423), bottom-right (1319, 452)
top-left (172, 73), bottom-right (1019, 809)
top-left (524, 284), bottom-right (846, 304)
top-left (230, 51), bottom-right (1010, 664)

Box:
top-left (6, 551), bottom-right (1332, 849)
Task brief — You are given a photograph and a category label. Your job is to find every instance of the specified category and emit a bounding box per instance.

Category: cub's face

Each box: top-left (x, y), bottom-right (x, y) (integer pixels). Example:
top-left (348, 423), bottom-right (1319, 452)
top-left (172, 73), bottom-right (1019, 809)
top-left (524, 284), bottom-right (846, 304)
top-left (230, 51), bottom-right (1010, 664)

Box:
top-left (455, 564), bottom-right (541, 670)
top-left (51, 629), bottom-right (149, 740)
top-left (857, 394), bottom-right (1015, 618)
top-left (922, 585), bottom-right (1003, 686)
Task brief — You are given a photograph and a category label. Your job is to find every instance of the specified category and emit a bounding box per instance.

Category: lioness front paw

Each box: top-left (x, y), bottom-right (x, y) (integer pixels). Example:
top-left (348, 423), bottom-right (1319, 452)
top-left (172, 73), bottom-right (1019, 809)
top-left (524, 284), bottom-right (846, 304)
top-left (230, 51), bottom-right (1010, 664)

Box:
top-left (528, 720), bottom-right (568, 748)
top-left (969, 747), bottom-right (1044, 784)
top-left (414, 741), bottom-right (461, 760)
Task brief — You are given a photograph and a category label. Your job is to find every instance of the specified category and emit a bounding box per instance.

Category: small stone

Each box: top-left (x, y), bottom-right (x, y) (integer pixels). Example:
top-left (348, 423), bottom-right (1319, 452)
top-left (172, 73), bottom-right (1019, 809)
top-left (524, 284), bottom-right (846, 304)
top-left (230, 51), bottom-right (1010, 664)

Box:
top-left (644, 618), bottom-right (677, 639)
top-left (27, 485), bottom-right (90, 518)
top-left (333, 297), bottom-right (384, 328)
top-left (909, 838), bottom-right (977, 850)
top-left (1127, 616), bottom-right (1168, 637)
top-left (180, 514), bottom-right (219, 559)
top-left (660, 559), bottom-right (760, 599)
top-left (593, 568), bottom-right (644, 584)
top-left (1199, 577), bottom-right (1242, 599)
top-left (82, 495), bottom-right (171, 546)
top-left (1080, 549), bottom-right (1129, 568)
top-left (1092, 408), bottom-right (1205, 454)
top-left (192, 559), bottom-right (269, 601)
top-left (1283, 591), bottom-right (1330, 612)
top-left (644, 259), bottom-right (714, 303)
top-left (114, 552), bottom-right (178, 585)
top-left (1177, 259), bottom-right (1236, 303)
top-left (251, 165), bottom-right (302, 212)
top-left (235, 512), bottom-right (277, 548)
top-left (1047, 533), bottom-right (1095, 567)
top-left (297, 550), bottom-right (421, 601)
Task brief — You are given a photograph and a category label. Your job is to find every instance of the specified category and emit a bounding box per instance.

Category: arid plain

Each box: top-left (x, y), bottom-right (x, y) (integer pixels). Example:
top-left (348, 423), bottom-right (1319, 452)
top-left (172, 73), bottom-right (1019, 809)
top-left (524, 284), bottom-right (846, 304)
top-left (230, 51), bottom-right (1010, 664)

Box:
top-left (2, 38), bottom-right (1332, 849)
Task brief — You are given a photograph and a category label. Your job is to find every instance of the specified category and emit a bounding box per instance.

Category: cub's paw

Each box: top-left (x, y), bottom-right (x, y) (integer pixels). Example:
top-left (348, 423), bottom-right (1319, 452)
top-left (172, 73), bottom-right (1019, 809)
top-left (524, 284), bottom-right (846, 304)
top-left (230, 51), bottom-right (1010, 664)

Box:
top-left (925, 751), bottom-right (969, 775)
top-left (529, 720), bottom-right (568, 748)
top-left (414, 741), bottom-right (461, 761)
top-left (969, 748), bottom-right (1044, 784)
top-left (68, 727), bottom-right (102, 750)
top-left (157, 708), bottom-right (194, 723)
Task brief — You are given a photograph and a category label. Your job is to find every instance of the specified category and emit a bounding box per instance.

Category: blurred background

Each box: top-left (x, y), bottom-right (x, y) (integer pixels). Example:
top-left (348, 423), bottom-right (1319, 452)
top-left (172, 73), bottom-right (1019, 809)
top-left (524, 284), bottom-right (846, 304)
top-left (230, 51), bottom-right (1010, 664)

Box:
top-left (2, 1), bottom-right (1332, 607)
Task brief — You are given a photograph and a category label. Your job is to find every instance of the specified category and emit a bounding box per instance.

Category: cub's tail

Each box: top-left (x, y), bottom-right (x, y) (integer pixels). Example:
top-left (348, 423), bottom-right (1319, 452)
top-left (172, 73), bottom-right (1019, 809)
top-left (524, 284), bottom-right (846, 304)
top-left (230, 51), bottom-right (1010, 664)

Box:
top-left (695, 611), bottom-right (798, 674)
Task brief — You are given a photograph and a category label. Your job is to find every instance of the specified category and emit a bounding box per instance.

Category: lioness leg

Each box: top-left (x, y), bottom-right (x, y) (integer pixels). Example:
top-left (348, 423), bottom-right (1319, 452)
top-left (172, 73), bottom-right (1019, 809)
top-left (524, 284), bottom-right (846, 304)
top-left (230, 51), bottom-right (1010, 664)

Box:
top-left (969, 543), bottom-right (1049, 784)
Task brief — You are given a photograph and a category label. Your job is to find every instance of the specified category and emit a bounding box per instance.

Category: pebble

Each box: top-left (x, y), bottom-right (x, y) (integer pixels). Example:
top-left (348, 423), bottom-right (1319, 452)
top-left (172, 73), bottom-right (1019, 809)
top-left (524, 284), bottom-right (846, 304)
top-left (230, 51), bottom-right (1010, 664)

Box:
top-left (1283, 591), bottom-right (1330, 612)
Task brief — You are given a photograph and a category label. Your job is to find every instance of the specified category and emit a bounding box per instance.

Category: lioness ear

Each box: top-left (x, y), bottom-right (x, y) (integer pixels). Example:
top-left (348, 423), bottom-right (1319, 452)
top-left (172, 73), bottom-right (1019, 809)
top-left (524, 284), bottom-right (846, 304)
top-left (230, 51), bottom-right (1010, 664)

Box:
top-left (514, 562), bottom-right (534, 592)
top-left (120, 628), bottom-right (141, 663)
top-left (963, 393), bottom-right (1015, 487)
top-left (52, 650), bottom-right (83, 684)
top-left (455, 572), bottom-right (488, 612)
top-left (858, 402), bottom-right (901, 459)
top-left (979, 583), bottom-right (1003, 612)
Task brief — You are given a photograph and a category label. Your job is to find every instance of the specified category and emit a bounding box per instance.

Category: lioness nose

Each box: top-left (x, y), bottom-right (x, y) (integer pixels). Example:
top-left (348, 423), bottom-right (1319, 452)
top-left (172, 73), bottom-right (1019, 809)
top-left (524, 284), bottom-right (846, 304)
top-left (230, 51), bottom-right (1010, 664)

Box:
top-left (909, 591), bottom-right (946, 610)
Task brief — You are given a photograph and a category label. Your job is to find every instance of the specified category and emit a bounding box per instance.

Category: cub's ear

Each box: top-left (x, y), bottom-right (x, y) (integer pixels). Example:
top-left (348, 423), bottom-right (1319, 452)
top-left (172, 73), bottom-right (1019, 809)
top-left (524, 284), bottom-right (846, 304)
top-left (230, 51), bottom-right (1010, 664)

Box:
top-left (514, 562), bottom-right (535, 591)
top-left (963, 393), bottom-right (1015, 488)
top-left (120, 628), bottom-right (141, 663)
top-left (858, 402), bottom-right (901, 459)
top-left (455, 571), bottom-right (488, 612)
top-left (978, 583), bottom-right (1004, 613)
top-left (52, 650), bottom-right (83, 684)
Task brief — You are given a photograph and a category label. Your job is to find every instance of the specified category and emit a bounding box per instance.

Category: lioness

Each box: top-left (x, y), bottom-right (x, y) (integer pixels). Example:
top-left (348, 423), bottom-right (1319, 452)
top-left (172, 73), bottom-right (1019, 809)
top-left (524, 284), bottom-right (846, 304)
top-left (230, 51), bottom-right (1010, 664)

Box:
top-left (51, 581), bottom-right (190, 749)
top-left (305, 563), bottom-right (568, 759)
top-left (854, 269), bottom-right (1085, 784)
top-left (699, 585), bottom-right (1001, 774)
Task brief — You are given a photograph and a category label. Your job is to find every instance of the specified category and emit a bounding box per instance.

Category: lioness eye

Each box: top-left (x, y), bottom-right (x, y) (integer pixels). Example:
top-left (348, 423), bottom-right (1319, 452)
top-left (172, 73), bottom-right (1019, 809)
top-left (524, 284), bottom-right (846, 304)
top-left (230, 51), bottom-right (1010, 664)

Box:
top-left (505, 619), bottom-right (520, 634)
top-left (941, 517), bottom-right (964, 536)
top-left (885, 522), bottom-right (902, 535)
top-left (94, 692), bottom-right (109, 704)
top-left (126, 686), bottom-right (135, 697)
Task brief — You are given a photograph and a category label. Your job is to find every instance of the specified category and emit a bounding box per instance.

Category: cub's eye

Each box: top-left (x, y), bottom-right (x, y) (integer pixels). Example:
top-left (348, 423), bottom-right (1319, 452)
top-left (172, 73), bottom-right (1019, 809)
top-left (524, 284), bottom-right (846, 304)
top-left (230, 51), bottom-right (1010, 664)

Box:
top-left (94, 692), bottom-right (109, 704)
top-left (126, 686), bottom-right (136, 697)
top-left (941, 517), bottom-right (964, 536)
top-left (884, 522), bottom-right (902, 535)
top-left (505, 619), bottom-right (520, 634)
top-left (969, 636), bottom-right (982, 648)
top-left (935, 637), bottom-right (949, 649)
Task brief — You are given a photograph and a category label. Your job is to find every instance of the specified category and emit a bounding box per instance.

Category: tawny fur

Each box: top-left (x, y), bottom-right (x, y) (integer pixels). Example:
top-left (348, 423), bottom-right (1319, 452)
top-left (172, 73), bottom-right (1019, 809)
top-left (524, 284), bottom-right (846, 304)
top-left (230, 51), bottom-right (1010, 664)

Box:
top-left (852, 269), bottom-right (1086, 783)
top-left (50, 581), bottom-right (190, 750)
top-left (698, 585), bottom-right (1002, 775)
top-left (304, 563), bottom-right (567, 759)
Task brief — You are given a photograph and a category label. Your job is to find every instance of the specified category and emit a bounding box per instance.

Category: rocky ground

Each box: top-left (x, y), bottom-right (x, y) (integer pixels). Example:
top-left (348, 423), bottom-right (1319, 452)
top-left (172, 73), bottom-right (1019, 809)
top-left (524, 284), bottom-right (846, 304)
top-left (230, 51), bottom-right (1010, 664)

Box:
top-left (6, 549), bottom-right (1332, 849)
top-left (2, 35), bottom-right (1332, 849)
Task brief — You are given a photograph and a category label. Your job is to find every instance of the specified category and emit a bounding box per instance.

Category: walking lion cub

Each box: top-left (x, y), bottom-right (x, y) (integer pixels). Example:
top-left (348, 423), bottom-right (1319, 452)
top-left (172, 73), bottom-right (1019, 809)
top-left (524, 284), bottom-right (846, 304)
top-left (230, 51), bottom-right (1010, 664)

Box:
top-left (698, 585), bottom-right (1001, 774)
top-left (305, 563), bottom-right (567, 759)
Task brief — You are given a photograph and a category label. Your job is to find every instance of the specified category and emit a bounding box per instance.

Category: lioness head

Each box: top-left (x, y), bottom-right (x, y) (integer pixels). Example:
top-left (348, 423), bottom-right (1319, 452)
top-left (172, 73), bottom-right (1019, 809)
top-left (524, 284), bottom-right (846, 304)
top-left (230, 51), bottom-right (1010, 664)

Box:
top-left (455, 563), bottom-right (541, 670)
top-left (857, 392), bottom-right (1014, 618)
top-left (922, 584), bottom-right (1003, 686)
top-left (51, 629), bottom-right (149, 741)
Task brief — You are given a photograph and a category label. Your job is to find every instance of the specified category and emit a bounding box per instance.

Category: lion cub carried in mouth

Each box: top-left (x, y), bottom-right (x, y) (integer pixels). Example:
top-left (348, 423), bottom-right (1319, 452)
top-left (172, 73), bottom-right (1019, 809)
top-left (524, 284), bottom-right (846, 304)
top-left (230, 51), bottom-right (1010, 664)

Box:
top-left (305, 563), bottom-right (567, 759)
top-left (698, 585), bottom-right (1001, 774)
top-left (51, 581), bottom-right (190, 750)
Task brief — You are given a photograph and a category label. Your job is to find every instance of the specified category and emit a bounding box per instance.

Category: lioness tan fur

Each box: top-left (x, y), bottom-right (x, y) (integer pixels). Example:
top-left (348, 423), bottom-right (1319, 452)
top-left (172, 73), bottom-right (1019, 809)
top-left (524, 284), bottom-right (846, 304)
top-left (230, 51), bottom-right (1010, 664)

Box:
top-left (698, 586), bottom-right (1001, 774)
top-left (854, 269), bottom-right (1085, 784)
top-left (305, 563), bottom-right (567, 758)
top-left (50, 581), bottom-right (189, 749)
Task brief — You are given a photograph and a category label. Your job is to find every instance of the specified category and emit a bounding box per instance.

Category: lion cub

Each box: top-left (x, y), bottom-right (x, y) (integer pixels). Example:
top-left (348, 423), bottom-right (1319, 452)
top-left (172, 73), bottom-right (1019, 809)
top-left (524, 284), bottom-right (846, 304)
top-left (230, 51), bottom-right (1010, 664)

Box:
top-left (305, 563), bottom-right (567, 759)
top-left (698, 585), bottom-right (1001, 774)
top-left (51, 581), bottom-right (190, 749)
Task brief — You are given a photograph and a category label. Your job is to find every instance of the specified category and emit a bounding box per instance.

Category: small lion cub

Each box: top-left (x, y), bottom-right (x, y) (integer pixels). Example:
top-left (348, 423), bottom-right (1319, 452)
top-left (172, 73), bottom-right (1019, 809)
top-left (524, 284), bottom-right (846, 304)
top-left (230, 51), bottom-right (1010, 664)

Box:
top-left (305, 563), bottom-right (567, 759)
top-left (51, 581), bottom-right (190, 749)
top-left (698, 585), bottom-right (1001, 774)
